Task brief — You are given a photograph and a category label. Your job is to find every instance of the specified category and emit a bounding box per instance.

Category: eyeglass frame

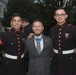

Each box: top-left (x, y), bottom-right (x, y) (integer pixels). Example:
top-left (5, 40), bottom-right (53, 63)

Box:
top-left (55, 14), bottom-right (67, 17)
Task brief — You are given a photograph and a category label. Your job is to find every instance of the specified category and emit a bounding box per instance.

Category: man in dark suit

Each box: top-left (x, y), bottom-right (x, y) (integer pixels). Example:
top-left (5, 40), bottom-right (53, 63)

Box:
top-left (25, 20), bottom-right (53, 75)
top-left (22, 18), bottom-right (33, 38)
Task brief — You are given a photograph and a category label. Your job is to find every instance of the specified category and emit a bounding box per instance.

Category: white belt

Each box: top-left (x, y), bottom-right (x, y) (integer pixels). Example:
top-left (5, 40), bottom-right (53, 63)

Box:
top-left (4, 53), bottom-right (24, 59)
top-left (54, 49), bottom-right (75, 54)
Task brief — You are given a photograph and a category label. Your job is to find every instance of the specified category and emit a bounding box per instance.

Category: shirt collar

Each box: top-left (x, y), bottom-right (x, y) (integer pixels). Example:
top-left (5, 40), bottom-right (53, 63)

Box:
top-left (34, 34), bottom-right (42, 39)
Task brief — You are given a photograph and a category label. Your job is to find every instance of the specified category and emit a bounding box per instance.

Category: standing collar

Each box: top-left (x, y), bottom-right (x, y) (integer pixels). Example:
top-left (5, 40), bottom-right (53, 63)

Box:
top-left (10, 28), bottom-right (22, 33)
top-left (56, 22), bottom-right (67, 28)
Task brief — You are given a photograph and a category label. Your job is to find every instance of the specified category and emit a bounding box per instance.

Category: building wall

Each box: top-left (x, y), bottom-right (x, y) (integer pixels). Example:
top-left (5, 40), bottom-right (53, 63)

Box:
top-left (0, 0), bottom-right (8, 32)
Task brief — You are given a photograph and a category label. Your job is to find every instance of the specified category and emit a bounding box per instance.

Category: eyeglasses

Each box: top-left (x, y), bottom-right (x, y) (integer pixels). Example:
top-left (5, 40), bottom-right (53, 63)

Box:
top-left (55, 14), bottom-right (66, 17)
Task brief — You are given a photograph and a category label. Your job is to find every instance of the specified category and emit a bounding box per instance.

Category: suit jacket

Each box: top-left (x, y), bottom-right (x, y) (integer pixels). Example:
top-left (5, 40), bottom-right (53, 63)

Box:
top-left (25, 35), bottom-right (53, 75)
top-left (24, 23), bottom-right (33, 38)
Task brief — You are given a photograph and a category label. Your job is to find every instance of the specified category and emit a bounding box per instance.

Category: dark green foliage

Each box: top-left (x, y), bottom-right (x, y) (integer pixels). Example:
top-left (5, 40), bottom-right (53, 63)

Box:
top-left (2, 0), bottom-right (38, 27)
top-left (2, 0), bottom-right (56, 27)
top-left (2, 0), bottom-right (76, 28)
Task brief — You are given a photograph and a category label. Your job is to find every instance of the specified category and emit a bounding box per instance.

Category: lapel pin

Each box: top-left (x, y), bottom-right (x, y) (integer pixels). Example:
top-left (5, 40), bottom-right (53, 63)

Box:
top-left (45, 39), bottom-right (47, 42)
top-left (11, 43), bottom-right (13, 45)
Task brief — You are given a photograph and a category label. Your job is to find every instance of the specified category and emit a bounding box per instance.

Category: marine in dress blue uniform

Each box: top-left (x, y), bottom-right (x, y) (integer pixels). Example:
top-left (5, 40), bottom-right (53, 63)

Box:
top-left (0, 13), bottom-right (26, 75)
top-left (49, 7), bottom-right (76, 75)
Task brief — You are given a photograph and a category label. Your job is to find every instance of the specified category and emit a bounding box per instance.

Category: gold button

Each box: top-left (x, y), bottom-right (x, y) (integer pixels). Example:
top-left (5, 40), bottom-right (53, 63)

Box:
top-left (7, 62), bottom-right (9, 64)
top-left (18, 38), bottom-right (20, 40)
top-left (59, 28), bottom-right (61, 31)
top-left (59, 36), bottom-right (61, 38)
top-left (59, 44), bottom-right (61, 46)
top-left (17, 34), bottom-right (19, 36)
top-left (70, 57), bottom-right (72, 59)
top-left (59, 40), bottom-right (61, 42)
top-left (18, 52), bottom-right (20, 54)
top-left (18, 45), bottom-right (20, 47)
top-left (18, 48), bottom-right (20, 50)
top-left (11, 43), bottom-right (13, 45)
top-left (18, 41), bottom-right (20, 43)
top-left (59, 32), bottom-right (61, 34)
top-left (59, 47), bottom-right (61, 50)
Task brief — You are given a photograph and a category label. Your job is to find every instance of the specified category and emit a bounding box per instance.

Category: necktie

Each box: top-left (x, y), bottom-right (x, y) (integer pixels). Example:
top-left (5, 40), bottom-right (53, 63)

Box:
top-left (36, 38), bottom-right (41, 54)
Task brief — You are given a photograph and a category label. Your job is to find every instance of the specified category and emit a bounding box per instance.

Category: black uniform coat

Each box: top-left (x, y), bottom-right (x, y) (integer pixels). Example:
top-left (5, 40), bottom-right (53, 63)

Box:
top-left (0, 29), bottom-right (26, 75)
top-left (25, 35), bottom-right (53, 75)
top-left (49, 23), bottom-right (76, 75)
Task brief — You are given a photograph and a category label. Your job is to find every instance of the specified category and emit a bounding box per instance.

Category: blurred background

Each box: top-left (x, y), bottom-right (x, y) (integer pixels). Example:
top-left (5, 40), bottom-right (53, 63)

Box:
top-left (0, 0), bottom-right (76, 32)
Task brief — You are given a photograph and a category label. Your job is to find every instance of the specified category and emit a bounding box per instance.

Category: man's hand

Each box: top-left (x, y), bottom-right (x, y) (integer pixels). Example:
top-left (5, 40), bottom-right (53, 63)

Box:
top-left (28, 33), bottom-right (34, 39)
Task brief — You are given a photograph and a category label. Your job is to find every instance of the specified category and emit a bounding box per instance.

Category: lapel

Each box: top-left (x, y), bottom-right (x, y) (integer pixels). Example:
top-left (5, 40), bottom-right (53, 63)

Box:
top-left (41, 35), bottom-right (47, 54)
top-left (31, 36), bottom-right (39, 55)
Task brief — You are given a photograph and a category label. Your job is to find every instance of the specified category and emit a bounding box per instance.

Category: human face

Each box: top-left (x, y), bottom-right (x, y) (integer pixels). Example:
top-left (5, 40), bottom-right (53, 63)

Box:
top-left (32, 21), bottom-right (44, 36)
top-left (22, 21), bottom-right (28, 27)
top-left (11, 16), bottom-right (22, 31)
top-left (54, 9), bottom-right (68, 25)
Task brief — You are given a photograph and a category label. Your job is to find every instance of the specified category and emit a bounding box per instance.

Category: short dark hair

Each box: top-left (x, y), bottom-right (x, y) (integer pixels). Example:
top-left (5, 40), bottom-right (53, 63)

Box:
top-left (11, 13), bottom-right (22, 20)
top-left (22, 18), bottom-right (29, 23)
top-left (32, 19), bottom-right (43, 26)
top-left (54, 7), bottom-right (67, 14)
top-left (33, 19), bottom-right (43, 23)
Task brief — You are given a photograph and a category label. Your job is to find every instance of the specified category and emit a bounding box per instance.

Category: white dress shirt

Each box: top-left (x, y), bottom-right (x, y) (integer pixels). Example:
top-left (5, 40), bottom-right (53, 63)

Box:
top-left (34, 34), bottom-right (44, 51)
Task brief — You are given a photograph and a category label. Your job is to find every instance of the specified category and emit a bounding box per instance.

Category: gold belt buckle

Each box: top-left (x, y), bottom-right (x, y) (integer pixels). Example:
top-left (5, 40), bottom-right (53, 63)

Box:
top-left (17, 55), bottom-right (21, 59)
